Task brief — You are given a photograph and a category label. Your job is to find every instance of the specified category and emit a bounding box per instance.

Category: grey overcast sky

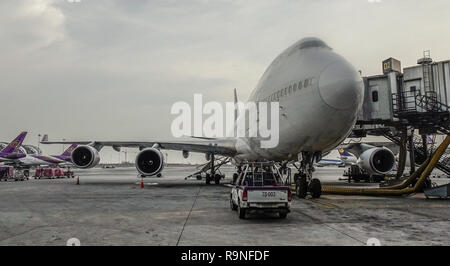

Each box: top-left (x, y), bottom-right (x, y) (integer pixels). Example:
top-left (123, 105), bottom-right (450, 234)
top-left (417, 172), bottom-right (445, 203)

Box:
top-left (1, 0), bottom-right (449, 162)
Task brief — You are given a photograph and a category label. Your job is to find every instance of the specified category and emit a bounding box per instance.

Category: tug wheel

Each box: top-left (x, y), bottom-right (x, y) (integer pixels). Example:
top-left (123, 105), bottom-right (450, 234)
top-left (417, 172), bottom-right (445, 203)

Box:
top-left (238, 205), bottom-right (246, 219)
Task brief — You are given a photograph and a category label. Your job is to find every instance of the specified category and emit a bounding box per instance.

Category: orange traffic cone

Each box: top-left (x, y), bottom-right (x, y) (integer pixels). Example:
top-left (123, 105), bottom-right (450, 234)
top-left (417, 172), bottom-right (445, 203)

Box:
top-left (140, 178), bottom-right (144, 188)
top-left (76, 176), bottom-right (80, 185)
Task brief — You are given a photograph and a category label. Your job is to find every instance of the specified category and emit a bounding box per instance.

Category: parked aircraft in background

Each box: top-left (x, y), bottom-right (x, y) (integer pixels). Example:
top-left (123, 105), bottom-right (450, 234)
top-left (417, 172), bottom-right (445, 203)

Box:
top-left (337, 148), bottom-right (357, 165)
top-left (315, 158), bottom-right (344, 167)
top-left (0, 132), bottom-right (27, 162)
top-left (7, 144), bottom-right (78, 168)
top-left (316, 149), bottom-right (357, 167)
top-left (345, 143), bottom-right (396, 176)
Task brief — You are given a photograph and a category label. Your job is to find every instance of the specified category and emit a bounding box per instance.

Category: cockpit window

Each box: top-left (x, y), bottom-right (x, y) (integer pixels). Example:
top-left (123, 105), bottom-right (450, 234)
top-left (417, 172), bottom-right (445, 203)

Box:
top-left (298, 39), bottom-right (329, 50)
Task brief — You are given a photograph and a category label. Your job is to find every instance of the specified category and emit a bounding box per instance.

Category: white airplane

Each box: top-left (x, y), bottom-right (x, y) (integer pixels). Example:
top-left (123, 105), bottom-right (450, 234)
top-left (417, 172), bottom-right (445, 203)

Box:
top-left (41, 37), bottom-right (398, 198)
top-left (4, 144), bottom-right (78, 168)
top-left (315, 158), bottom-right (345, 167)
top-left (337, 148), bottom-right (357, 165)
top-left (315, 149), bottom-right (357, 167)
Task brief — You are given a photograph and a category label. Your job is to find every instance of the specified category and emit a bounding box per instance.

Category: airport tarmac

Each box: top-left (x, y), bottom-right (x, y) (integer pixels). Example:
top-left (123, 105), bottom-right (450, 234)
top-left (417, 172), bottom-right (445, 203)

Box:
top-left (0, 166), bottom-right (449, 246)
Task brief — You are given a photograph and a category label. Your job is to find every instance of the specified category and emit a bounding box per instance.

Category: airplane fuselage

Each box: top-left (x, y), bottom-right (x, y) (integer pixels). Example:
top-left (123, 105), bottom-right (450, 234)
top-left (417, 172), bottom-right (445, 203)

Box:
top-left (17, 154), bottom-right (69, 167)
top-left (235, 38), bottom-right (364, 162)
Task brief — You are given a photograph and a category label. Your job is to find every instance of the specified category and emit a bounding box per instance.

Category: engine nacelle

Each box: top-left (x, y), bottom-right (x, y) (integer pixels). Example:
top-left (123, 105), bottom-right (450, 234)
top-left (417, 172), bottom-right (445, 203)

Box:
top-left (357, 147), bottom-right (396, 175)
top-left (135, 148), bottom-right (165, 176)
top-left (71, 145), bottom-right (101, 169)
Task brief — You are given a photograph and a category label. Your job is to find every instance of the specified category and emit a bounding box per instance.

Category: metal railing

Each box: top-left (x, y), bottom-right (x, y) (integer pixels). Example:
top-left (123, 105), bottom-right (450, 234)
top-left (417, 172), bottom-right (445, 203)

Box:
top-left (383, 131), bottom-right (450, 176)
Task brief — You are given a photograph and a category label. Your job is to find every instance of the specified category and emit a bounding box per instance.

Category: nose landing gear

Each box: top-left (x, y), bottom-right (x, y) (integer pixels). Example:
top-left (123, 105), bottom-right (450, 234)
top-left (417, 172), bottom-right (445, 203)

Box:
top-left (294, 152), bottom-right (322, 199)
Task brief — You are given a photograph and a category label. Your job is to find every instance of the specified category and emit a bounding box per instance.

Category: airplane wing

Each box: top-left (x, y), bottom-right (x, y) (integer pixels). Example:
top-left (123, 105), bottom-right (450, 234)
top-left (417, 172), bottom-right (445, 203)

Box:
top-left (41, 137), bottom-right (238, 157)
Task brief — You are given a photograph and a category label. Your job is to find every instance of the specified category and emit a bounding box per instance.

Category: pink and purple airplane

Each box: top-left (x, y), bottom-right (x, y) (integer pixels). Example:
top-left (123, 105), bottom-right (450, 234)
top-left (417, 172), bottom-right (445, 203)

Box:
top-left (0, 132), bottom-right (28, 162)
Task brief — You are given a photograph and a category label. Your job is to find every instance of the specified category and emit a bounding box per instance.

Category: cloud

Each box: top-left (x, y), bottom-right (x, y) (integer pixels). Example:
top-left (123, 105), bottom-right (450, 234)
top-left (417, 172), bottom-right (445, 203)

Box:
top-left (0, 0), bottom-right (65, 53)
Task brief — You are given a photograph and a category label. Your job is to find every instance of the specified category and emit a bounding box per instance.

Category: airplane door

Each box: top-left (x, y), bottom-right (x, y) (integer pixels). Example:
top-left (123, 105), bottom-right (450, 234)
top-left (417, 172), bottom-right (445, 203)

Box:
top-left (370, 85), bottom-right (379, 118)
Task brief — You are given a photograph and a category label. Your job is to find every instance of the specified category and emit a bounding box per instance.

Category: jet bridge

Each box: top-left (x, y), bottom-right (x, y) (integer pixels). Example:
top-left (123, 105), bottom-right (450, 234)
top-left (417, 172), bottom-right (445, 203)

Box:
top-left (352, 55), bottom-right (450, 178)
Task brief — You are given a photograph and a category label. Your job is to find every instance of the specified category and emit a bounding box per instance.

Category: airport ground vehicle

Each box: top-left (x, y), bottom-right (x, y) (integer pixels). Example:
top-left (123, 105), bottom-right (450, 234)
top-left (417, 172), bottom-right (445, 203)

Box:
top-left (0, 166), bottom-right (29, 181)
top-left (34, 167), bottom-right (74, 179)
top-left (230, 162), bottom-right (292, 219)
top-left (0, 166), bottom-right (14, 181)
top-left (343, 165), bottom-right (385, 183)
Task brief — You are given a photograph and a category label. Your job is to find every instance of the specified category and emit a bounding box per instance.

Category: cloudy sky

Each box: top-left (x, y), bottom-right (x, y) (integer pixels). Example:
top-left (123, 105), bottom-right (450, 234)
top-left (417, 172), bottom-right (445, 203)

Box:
top-left (1, 0), bottom-right (449, 163)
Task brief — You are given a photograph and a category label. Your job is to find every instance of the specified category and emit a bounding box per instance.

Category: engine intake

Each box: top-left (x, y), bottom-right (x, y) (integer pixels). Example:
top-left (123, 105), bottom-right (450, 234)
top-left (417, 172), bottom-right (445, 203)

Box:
top-left (71, 145), bottom-right (100, 169)
top-left (135, 148), bottom-right (165, 176)
top-left (357, 147), bottom-right (396, 175)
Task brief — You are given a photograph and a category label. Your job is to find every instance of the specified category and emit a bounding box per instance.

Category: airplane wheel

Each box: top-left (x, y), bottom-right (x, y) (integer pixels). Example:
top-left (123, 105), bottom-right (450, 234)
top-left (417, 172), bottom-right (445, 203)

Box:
top-left (238, 205), bottom-right (246, 219)
top-left (205, 174), bottom-right (211, 185)
top-left (196, 175), bottom-right (202, 180)
top-left (309, 178), bottom-right (322, 199)
top-left (293, 173), bottom-right (300, 183)
top-left (279, 212), bottom-right (287, 219)
top-left (214, 174), bottom-right (221, 185)
top-left (296, 176), bottom-right (307, 199)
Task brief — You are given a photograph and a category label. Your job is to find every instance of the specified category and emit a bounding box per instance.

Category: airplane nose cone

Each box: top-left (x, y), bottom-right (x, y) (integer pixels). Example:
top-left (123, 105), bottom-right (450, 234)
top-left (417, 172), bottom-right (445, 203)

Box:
top-left (318, 60), bottom-right (363, 110)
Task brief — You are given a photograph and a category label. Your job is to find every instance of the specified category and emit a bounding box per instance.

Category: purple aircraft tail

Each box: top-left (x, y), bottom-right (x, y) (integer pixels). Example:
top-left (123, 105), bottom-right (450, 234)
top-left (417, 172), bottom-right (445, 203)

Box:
top-left (1, 132), bottom-right (27, 154)
top-left (61, 144), bottom-right (78, 157)
top-left (41, 134), bottom-right (48, 143)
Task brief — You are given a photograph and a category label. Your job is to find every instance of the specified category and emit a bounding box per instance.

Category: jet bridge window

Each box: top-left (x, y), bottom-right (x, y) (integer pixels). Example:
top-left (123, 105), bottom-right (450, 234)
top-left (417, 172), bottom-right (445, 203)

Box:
top-left (372, 91), bottom-right (379, 102)
top-left (410, 86), bottom-right (416, 93)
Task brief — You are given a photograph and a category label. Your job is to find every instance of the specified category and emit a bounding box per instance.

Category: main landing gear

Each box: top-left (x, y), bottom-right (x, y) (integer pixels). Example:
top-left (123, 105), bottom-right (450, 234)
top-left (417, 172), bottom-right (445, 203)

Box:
top-left (294, 152), bottom-right (322, 199)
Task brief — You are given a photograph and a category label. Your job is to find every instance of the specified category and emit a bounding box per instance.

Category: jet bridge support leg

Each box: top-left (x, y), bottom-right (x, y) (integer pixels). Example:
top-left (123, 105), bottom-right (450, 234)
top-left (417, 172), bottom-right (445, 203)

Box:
top-left (409, 132), bottom-right (416, 174)
top-left (421, 134), bottom-right (429, 158)
top-left (396, 130), bottom-right (408, 179)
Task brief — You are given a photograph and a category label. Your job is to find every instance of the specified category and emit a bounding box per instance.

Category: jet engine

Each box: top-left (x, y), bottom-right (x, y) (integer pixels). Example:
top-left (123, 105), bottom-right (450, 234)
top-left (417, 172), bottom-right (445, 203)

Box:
top-left (135, 148), bottom-right (165, 176)
top-left (71, 145), bottom-right (101, 169)
top-left (357, 147), bottom-right (396, 175)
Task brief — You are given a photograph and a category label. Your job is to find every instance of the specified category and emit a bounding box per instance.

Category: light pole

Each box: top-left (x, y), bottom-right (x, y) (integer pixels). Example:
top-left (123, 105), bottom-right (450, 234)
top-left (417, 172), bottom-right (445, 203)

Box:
top-left (37, 134), bottom-right (41, 149)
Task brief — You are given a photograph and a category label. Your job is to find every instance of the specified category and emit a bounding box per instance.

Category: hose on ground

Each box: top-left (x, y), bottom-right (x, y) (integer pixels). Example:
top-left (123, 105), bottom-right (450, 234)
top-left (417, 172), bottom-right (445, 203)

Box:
top-left (322, 136), bottom-right (450, 196)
